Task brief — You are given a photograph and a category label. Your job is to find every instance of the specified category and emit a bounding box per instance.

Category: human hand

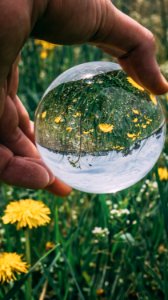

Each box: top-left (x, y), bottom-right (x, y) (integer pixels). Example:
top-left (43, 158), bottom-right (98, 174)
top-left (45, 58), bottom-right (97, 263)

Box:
top-left (0, 0), bottom-right (168, 194)
top-left (0, 56), bottom-right (72, 196)
top-left (32, 0), bottom-right (168, 95)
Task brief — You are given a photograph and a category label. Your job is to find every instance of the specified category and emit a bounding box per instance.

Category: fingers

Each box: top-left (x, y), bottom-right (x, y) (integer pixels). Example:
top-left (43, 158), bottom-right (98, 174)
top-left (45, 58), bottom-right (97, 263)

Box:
top-left (0, 144), bottom-right (71, 195)
top-left (0, 145), bottom-right (51, 188)
top-left (91, 4), bottom-right (168, 94)
top-left (46, 178), bottom-right (72, 196)
top-left (14, 96), bottom-right (35, 143)
top-left (0, 95), bottom-right (39, 157)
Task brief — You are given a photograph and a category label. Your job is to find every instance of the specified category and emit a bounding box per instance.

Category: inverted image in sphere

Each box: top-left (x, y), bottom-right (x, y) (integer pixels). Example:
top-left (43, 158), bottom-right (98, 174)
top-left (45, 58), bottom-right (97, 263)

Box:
top-left (35, 62), bottom-right (166, 193)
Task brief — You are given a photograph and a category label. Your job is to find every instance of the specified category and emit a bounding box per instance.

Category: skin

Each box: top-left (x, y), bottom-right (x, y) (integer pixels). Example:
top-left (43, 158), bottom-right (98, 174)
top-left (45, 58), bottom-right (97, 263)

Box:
top-left (0, 0), bottom-right (167, 196)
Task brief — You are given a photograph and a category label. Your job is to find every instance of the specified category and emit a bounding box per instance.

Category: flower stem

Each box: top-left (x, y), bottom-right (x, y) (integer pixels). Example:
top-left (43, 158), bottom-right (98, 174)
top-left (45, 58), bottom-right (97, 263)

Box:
top-left (25, 228), bottom-right (32, 300)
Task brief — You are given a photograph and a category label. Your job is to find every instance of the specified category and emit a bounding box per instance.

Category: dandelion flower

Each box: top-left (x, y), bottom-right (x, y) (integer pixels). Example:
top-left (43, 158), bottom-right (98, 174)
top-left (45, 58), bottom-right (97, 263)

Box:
top-left (132, 109), bottom-right (140, 115)
top-left (35, 40), bottom-right (57, 50)
top-left (127, 77), bottom-right (144, 91)
top-left (2, 199), bottom-right (51, 229)
top-left (98, 123), bottom-right (114, 133)
top-left (73, 112), bottom-right (81, 117)
top-left (127, 133), bottom-right (137, 140)
top-left (149, 94), bottom-right (157, 105)
top-left (0, 252), bottom-right (28, 283)
top-left (41, 111), bottom-right (47, 119)
top-left (133, 118), bottom-right (138, 123)
top-left (54, 116), bottom-right (62, 124)
top-left (45, 242), bottom-right (55, 251)
top-left (158, 167), bottom-right (168, 181)
top-left (66, 127), bottom-right (73, 132)
top-left (40, 50), bottom-right (48, 60)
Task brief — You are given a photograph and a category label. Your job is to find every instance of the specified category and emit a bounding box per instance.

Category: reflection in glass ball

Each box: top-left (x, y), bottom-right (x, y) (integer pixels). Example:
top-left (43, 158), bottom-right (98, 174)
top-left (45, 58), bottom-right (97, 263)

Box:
top-left (35, 62), bottom-right (166, 193)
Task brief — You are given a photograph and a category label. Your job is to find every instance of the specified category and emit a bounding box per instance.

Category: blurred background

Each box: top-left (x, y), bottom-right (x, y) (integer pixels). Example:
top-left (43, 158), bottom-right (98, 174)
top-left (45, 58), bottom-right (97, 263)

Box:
top-left (0, 0), bottom-right (168, 299)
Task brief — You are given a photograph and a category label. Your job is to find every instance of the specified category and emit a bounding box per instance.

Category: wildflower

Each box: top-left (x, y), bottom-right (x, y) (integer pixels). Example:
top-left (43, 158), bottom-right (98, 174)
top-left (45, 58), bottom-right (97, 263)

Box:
top-left (35, 40), bottom-right (56, 50)
top-left (2, 199), bottom-right (51, 229)
top-left (92, 227), bottom-right (109, 237)
top-left (45, 242), bottom-right (55, 251)
top-left (66, 127), bottom-right (73, 132)
top-left (96, 288), bottom-right (105, 296)
top-left (0, 252), bottom-right (28, 283)
top-left (41, 111), bottom-right (47, 119)
top-left (149, 94), bottom-right (157, 105)
top-left (133, 118), bottom-right (138, 123)
top-left (142, 124), bottom-right (147, 129)
top-left (110, 208), bottom-right (130, 218)
top-left (40, 50), bottom-right (48, 60)
top-left (54, 116), bottom-right (62, 123)
top-left (132, 109), bottom-right (140, 115)
top-left (127, 77), bottom-right (144, 91)
top-left (73, 112), bottom-right (81, 117)
top-left (158, 167), bottom-right (168, 181)
top-left (98, 123), bottom-right (114, 133)
top-left (127, 132), bottom-right (139, 140)
top-left (158, 244), bottom-right (167, 254)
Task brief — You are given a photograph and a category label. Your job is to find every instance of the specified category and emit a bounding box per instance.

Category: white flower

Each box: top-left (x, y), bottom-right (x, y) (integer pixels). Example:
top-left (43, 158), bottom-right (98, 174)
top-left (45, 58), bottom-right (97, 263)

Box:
top-left (92, 227), bottom-right (109, 238)
top-left (110, 208), bottom-right (130, 218)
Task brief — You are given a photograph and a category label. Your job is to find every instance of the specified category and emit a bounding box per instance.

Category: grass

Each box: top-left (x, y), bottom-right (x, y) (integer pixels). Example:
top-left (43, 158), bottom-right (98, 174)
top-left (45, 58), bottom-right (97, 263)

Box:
top-left (0, 41), bottom-right (167, 300)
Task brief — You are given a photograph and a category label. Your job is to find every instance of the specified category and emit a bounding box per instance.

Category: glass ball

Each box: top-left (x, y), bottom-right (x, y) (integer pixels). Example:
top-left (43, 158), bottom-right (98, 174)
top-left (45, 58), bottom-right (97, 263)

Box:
top-left (35, 62), bottom-right (166, 193)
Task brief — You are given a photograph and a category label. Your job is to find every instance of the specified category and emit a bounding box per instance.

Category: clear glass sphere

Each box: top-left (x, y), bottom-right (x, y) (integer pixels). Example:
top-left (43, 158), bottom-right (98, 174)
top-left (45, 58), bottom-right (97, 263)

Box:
top-left (35, 62), bottom-right (166, 193)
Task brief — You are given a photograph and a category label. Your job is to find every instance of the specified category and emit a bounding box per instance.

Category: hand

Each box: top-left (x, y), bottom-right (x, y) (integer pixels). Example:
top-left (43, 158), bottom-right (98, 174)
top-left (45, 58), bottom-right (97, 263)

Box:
top-left (0, 56), bottom-right (72, 196)
top-left (32, 0), bottom-right (168, 94)
top-left (0, 0), bottom-right (167, 194)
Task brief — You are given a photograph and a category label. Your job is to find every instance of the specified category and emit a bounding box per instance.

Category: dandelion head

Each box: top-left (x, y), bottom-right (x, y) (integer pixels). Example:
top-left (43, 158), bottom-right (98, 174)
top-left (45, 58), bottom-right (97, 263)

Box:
top-left (158, 167), bottom-right (168, 181)
top-left (98, 123), bottom-right (114, 133)
top-left (0, 252), bottom-right (28, 283)
top-left (2, 199), bottom-right (51, 229)
top-left (54, 116), bottom-right (62, 124)
top-left (40, 50), bottom-right (48, 60)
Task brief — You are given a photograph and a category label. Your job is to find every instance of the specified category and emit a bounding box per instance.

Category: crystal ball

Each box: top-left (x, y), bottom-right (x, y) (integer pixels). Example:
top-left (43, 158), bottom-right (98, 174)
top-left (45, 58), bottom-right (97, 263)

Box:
top-left (35, 62), bottom-right (166, 193)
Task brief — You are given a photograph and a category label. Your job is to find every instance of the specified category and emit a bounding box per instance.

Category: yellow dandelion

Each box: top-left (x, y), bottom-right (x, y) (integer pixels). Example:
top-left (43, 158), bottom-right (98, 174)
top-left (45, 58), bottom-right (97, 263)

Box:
top-left (149, 94), bottom-right (157, 105)
top-left (146, 119), bottom-right (152, 125)
top-left (73, 112), bottom-right (81, 117)
top-left (158, 167), bottom-right (168, 181)
top-left (35, 40), bottom-right (57, 50)
top-left (127, 77), bottom-right (144, 91)
top-left (133, 118), bottom-right (138, 123)
top-left (41, 111), bottom-right (47, 119)
top-left (83, 130), bottom-right (90, 135)
top-left (45, 242), bottom-right (55, 251)
top-left (40, 50), bottom-right (48, 60)
top-left (54, 116), bottom-right (62, 124)
top-left (113, 145), bottom-right (125, 150)
top-left (66, 127), bottom-right (72, 132)
top-left (127, 133), bottom-right (137, 140)
top-left (142, 124), bottom-right (147, 129)
top-left (132, 109), bottom-right (140, 115)
top-left (2, 199), bottom-right (51, 230)
top-left (98, 123), bottom-right (114, 133)
top-left (0, 252), bottom-right (28, 283)
top-left (127, 132), bottom-right (141, 140)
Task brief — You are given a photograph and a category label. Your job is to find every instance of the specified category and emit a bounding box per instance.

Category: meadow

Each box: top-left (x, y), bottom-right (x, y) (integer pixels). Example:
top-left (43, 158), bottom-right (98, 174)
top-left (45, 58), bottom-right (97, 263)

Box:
top-left (0, 7), bottom-right (168, 300)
